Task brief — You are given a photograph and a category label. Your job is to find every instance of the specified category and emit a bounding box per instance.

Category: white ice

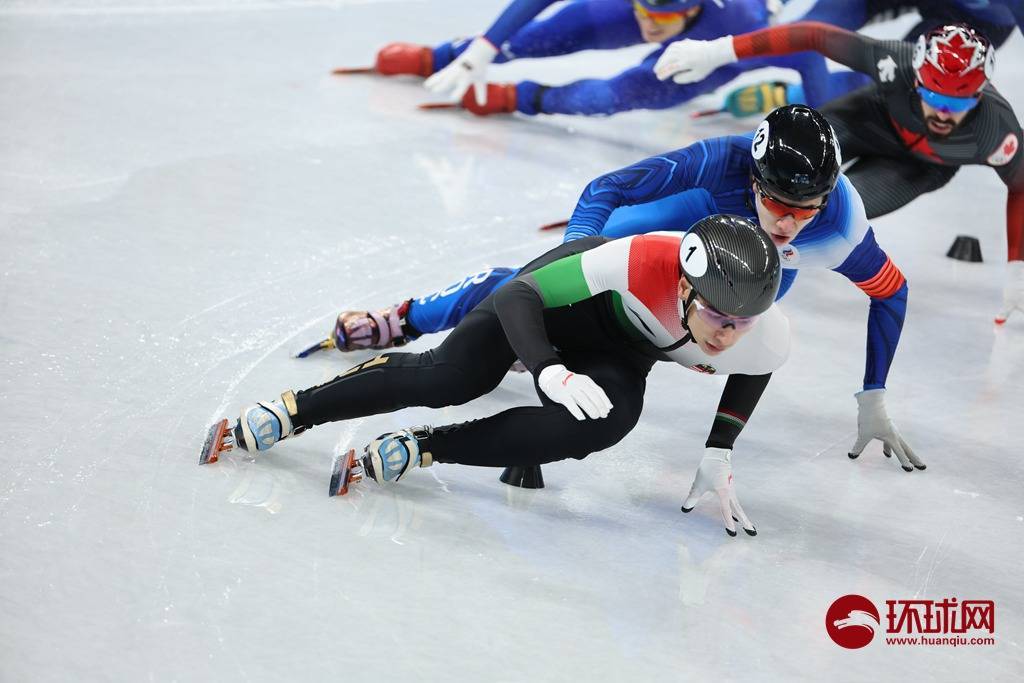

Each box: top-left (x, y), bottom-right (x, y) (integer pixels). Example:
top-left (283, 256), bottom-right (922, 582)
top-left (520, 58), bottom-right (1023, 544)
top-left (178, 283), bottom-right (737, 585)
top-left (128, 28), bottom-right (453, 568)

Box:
top-left (1, 1), bottom-right (1023, 681)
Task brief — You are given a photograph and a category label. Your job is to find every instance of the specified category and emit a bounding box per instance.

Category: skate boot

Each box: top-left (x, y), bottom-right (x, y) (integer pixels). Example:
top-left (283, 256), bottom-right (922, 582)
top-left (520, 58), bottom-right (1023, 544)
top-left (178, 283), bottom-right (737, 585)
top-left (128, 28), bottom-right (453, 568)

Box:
top-left (200, 391), bottom-right (306, 464)
top-left (293, 300), bottom-right (416, 359)
top-left (333, 43), bottom-right (433, 77)
top-left (233, 391), bottom-right (306, 453)
top-left (374, 43), bottom-right (434, 76)
top-left (333, 299), bottom-right (415, 352)
top-left (361, 427), bottom-right (434, 485)
top-left (328, 426), bottom-right (434, 496)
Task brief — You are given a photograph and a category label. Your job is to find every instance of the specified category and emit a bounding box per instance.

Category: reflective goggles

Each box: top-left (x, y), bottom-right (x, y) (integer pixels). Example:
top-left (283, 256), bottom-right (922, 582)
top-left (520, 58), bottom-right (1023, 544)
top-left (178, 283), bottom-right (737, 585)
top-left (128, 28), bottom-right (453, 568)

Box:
top-left (755, 183), bottom-right (827, 221)
top-left (916, 86), bottom-right (980, 114)
top-left (632, 0), bottom-right (698, 25)
top-left (692, 297), bottom-right (759, 332)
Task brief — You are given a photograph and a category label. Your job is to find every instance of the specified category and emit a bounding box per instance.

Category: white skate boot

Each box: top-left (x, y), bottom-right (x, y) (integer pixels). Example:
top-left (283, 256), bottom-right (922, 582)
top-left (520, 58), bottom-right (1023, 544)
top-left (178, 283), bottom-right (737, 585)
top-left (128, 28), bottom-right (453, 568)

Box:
top-left (234, 391), bottom-right (306, 453)
top-left (361, 427), bottom-right (434, 484)
top-left (328, 427), bottom-right (434, 496)
top-left (200, 391), bottom-right (306, 464)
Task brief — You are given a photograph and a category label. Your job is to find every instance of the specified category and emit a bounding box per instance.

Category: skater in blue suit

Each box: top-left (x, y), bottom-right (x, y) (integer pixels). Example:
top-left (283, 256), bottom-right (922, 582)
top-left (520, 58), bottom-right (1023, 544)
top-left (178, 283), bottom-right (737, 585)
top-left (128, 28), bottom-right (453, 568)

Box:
top-left (339, 0), bottom-right (835, 116)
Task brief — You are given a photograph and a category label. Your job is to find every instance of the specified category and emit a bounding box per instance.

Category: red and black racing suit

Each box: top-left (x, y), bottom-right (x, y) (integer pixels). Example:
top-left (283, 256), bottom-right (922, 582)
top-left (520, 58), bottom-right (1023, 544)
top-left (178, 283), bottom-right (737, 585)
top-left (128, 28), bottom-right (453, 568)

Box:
top-left (733, 21), bottom-right (1024, 261)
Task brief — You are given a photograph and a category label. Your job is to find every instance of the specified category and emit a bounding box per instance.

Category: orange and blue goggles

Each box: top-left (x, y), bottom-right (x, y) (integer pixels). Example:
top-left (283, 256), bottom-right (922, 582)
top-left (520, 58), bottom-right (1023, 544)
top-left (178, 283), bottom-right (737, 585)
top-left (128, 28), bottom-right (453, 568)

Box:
top-left (916, 86), bottom-right (980, 113)
top-left (755, 184), bottom-right (827, 221)
top-left (633, 0), bottom-right (699, 24)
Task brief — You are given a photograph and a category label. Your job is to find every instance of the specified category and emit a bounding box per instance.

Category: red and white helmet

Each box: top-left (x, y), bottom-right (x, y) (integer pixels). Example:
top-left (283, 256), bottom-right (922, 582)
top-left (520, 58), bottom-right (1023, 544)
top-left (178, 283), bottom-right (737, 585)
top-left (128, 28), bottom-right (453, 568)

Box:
top-left (913, 24), bottom-right (994, 97)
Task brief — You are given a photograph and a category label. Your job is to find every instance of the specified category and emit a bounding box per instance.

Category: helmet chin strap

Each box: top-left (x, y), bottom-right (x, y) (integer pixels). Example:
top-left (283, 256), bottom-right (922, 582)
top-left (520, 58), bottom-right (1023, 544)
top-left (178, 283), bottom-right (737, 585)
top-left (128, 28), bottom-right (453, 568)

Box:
top-left (680, 289), bottom-right (698, 333)
top-left (667, 289), bottom-right (696, 351)
top-left (657, 289), bottom-right (698, 352)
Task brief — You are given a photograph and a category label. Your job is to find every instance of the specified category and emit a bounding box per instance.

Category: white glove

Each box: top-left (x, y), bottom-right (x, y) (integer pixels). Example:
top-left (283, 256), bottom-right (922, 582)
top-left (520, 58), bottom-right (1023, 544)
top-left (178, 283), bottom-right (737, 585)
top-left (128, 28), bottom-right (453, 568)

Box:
top-left (537, 363), bottom-right (612, 421)
top-left (849, 389), bottom-right (925, 472)
top-left (681, 448), bottom-right (756, 537)
top-left (995, 260), bottom-right (1024, 324)
top-left (653, 36), bottom-right (737, 84)
top-left (424, 36), bottom-right (499, 105)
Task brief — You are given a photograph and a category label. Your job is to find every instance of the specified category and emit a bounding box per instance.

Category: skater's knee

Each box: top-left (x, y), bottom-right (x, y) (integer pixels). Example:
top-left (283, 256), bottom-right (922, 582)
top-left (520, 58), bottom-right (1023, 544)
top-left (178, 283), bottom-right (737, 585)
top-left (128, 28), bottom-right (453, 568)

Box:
top-left (571, 398), bottom-right (643, 457)
top-left (605, 401), bottom-right (643, 442)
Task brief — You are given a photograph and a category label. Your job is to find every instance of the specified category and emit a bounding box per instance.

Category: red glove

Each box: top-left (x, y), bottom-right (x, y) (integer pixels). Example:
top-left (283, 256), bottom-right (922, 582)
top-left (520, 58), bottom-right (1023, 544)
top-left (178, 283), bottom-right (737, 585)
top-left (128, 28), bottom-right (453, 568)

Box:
top-left (460, 83), bottom-right (517, 116)
top-left (374, 43), bottom-right (433, 77)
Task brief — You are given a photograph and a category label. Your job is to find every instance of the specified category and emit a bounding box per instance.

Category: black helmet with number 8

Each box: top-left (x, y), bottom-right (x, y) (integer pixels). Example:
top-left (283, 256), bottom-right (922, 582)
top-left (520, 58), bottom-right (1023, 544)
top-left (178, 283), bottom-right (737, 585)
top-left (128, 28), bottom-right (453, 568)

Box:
top-left (751, 105), bottom-right (841, 203)
top-left (679, 214), bottom-right (781, 318)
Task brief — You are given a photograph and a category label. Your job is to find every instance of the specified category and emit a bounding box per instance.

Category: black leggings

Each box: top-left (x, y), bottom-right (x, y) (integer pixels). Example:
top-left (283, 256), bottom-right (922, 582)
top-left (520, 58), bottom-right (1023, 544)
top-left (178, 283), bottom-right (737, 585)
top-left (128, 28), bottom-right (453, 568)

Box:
top-left (293, 296), bottom-right (656, 468)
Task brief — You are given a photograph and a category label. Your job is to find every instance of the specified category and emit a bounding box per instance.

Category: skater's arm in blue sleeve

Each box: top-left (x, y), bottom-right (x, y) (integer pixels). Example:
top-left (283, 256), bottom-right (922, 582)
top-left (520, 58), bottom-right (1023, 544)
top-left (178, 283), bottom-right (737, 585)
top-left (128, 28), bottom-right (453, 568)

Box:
top-left (562, 137), bottom-right (731, 242)
top-left (517, 50), bottom-right (746, 117)
top-left (482, 0), bottom-right (559, 47)
top-left (439, 0), bottom-right (639, 67)
top-left (832, 229), bottom-right (908, 390)
top-left (481, 0), bottom-right (640, 53)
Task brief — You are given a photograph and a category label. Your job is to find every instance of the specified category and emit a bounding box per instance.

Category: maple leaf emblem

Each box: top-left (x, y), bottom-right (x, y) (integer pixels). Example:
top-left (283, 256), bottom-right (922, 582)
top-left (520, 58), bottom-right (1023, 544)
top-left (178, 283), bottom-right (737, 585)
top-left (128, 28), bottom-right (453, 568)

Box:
top-left (988, 133), bottom-right (1020, 166)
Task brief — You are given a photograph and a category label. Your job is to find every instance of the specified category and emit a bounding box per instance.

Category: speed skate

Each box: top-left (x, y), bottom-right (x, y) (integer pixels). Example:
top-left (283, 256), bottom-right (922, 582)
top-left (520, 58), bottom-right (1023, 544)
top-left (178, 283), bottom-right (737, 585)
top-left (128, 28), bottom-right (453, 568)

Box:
top-left (328, 449), bottom-right (363, 497)
top-left (198, 418), bottom-right (235, 465)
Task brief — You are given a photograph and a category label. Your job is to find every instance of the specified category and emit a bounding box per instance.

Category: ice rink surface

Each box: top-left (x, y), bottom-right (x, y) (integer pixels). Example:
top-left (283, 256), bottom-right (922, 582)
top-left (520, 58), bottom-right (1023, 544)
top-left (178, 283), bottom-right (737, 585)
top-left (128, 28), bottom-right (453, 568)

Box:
top-left (1, 1), bottom-right (1023, 680)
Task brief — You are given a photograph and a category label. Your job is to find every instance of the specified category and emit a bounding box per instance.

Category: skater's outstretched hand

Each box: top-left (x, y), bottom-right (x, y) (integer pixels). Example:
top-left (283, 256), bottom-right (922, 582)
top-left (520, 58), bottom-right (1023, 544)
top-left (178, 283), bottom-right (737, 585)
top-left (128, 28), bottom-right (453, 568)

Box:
top-left (995, 260), bottom-right (1024, 324)
top-left (681, 448), bottom-right (756, 537)
top-left (425, 37), bottom-right (498, 105)
top-left (538, 364), bottom-right (612, 421)
top-left (654, 36), bottom-right (737, 84)
top-left (849, 389), bottom-right (925, 471)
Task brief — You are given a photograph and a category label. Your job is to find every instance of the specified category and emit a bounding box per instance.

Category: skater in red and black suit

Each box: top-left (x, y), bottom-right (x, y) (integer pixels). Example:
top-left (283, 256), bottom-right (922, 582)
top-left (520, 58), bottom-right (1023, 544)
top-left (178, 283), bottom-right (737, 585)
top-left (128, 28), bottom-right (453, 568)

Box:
top-left (654, 22), bottom-right (1024, 323)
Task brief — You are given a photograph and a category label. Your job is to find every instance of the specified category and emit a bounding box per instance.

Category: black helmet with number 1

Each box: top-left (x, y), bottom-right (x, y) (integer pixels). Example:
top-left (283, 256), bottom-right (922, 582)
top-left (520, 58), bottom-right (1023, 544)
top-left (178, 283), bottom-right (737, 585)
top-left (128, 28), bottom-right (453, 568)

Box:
top-left (751, 105), bottom-right (842, 203)
top-left (679, 214), bottom-right (781, 318)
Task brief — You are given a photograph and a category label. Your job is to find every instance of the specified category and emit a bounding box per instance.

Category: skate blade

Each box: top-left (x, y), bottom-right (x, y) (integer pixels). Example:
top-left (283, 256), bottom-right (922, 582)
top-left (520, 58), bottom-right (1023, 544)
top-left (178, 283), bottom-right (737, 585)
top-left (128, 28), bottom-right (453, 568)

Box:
top-left (331, 66), bottom-right (375, 75)
top-left (329, 449), bottom-right (363, 497)
top-left (294, 337), bottom-right (335, 359)
top-left (538, 219), bottom-right (568, 232)
top-left (417, 102), bottom-right (458, 110)
top-left (690, 108), bottom-right (725, 119)
top-left (199, 418), bottom-right (234, 465)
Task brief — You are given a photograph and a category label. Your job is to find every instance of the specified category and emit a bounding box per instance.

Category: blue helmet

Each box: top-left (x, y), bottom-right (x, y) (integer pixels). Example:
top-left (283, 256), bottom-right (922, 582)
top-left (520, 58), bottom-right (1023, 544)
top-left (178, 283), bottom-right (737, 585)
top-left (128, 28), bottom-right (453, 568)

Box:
top-left (635, 0), bottom-right (703, 13)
